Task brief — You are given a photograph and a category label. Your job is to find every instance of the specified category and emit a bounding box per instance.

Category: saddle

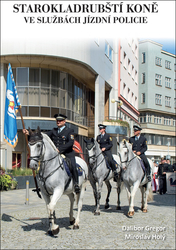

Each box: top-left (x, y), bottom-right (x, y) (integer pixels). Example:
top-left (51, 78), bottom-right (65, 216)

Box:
top-left (136, 156), bottom-right (146, 173)
top-left (62, 157), bottom-right (83, 177)
top-left (104, 156), bottom-right (118, 171)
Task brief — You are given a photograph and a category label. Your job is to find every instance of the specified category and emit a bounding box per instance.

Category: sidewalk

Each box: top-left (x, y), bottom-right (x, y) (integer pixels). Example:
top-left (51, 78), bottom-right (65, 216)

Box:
top-left (1, 188), bottom-right (45, 214)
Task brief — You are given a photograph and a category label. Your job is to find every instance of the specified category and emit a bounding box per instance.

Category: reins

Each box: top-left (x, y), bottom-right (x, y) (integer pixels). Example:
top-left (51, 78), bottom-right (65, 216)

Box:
top-left (29, 139), bottom-right (64, 195)
top-left (119, 146), bottom-right (137, 169)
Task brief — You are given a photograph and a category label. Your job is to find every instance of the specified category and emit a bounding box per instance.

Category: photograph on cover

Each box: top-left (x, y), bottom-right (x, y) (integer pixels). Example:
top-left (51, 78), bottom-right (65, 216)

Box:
top-left (1, 1), bottom-right (175, 249)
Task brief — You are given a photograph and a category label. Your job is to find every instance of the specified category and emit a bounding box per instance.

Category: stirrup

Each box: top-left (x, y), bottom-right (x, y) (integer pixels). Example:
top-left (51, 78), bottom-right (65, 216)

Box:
top-left (147, 175), bottom-right (151, 182)
top-left (113, 171), bottom-right (118, 182)
top-left (74, 184), bottom-right (80, 194)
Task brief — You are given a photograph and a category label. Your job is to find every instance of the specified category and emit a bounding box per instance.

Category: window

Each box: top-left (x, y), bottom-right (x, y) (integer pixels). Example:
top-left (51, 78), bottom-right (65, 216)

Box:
top-left (105, 42), bottom-right (109, 57)
top-left (142, 52), bottom-right (145, 63)
top-left (154, 116), bottom-right (162, 124)
top-left (141, 93), bottom-right (145, 103)
top-left (174, 64), bottom-right (176, 71)
top-left (165, 60), bottom-right (171, 69)
top-left (155, 94), bottom-right (162, 105)
top-left (142, 73), bottom-right (145, 84)
top-left (155, 57), bottom-right (162, 66)
top-left (174, 98), bottom-right (176, 109)
top-left (173, 119), bottom-right (176, 126)
top-left (164, 118), bottom-right (171, 125)
top-left (155, 74), bottom-right (162, 86)
top-left (174, 80), bottom-right (176, 89)
top-left (29, 68), bottom-right (39, 86)
top-left (12, 152), bottom-right (21, 169)
top-left (165, 96), bottom-right (171, 107)
top-left (105, 42), bottom-right (113, 62)
top-left (165, 77), bottom-right (171, 88)
top-left (109, 46), bottom-right (113, 62)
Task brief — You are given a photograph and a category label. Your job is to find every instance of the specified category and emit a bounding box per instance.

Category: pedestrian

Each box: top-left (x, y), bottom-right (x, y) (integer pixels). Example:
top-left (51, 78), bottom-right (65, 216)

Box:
top-left (129, 124), bottom-right (151, 181)
top-left (96, 124), bottom-right (118, 181)
top-left (157, 156), bottom-right (170, 195)
top-left (23, 113), bottom-right (80, 194)
top-left (152, 162), bottom-right (159, 192)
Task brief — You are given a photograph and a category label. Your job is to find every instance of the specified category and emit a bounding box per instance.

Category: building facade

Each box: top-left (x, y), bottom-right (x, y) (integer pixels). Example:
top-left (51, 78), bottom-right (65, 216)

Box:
top-left (138, 40), bottom-right (176, 164)
top-left (0, 38), bottom-right (139, 170)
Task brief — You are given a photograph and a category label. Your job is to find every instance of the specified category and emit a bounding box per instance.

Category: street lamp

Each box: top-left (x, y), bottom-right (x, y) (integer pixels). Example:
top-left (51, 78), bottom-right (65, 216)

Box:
top-left (111, 99), bottom-right (123, 120)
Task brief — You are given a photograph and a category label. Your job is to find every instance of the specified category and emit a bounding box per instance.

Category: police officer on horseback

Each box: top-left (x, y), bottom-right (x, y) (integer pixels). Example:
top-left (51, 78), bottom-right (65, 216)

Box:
top-left (129, 124), bottom-right (151, 182)
top-left (96, 124), bottom-right (118, 181)
top-left (23, 114), bottom-right (80, 194)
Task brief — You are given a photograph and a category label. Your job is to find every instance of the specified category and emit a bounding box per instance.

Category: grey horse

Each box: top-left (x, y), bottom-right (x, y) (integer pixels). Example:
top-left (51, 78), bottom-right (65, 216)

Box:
top-left (28, 127), bottom-right (88, 235)
top-left (118, 139), bottom-right (154, 217)
top-left (84, 138), bottom-right (121, 215)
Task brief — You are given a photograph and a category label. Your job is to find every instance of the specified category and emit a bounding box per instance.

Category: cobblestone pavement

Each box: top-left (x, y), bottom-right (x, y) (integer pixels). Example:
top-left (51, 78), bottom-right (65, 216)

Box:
top-left (1, 181), bottom-right (175, 249)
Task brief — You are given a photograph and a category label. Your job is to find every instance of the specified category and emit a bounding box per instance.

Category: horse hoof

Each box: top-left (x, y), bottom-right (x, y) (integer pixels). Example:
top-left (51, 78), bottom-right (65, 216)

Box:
top-left (128, 211), bottom-right (134, 217)
top-left (141, 206), bottom-right (144, 211)
top-left (116, 206), bottom-right (121, 210)
top-left (104, 204), bottom-right (109, 209)
top-left (48, 226), bottom-right (60, 236)
top-left (73, 225), bottom-right (79, 230)
top-left (70, 218), bottom-right (75, 225)
top-left (142, 209), bottom-right (147, 213)
top-left (48, 230), bottom-right (53, 236)
top-left (94, 211), bottom-right (100, 216)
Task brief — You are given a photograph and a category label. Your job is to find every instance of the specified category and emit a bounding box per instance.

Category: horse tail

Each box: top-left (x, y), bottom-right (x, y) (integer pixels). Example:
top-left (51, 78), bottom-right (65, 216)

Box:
top-left (147, 186), bottom-right (153, 202)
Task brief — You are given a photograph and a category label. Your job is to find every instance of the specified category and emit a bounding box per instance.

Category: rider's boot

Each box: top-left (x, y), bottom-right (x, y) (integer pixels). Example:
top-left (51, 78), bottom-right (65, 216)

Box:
top-left (146, 168), bottom-right (151, 182)
top-left (72, 166), bottom-right (80, 194)
top-left (113, 171), bottom-right (119, 182)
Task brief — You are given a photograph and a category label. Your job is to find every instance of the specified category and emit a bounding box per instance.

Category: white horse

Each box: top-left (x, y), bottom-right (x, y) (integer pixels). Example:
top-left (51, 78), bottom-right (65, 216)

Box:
top-left (28, 127), bottom-right (88, 236)
top-left (118, 139), bottom-right (153, 217)
top-left (84, 138), bottom-right (121, 215)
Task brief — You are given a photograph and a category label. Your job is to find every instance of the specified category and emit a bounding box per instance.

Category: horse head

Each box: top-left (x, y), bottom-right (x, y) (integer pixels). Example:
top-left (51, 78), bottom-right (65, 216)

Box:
top-left (84, 138), bottom-right (97, 166)
top-left (28, 126), bottom-right (44, 170)
top-left (119, 139), bottom-right (135, 168)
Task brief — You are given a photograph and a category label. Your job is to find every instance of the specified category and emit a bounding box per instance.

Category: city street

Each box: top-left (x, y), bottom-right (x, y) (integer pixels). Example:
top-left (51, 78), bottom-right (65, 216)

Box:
top-left (1, 182), bottom-right (175, 249)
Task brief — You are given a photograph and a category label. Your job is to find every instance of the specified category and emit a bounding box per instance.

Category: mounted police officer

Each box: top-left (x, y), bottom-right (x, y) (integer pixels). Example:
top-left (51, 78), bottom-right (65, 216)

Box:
top-left (23, 114), bottom-right (80, 194)
top-left (96, 124), bottom-right (118, 181)
top-left (129, 124), bottom-right (151, 182)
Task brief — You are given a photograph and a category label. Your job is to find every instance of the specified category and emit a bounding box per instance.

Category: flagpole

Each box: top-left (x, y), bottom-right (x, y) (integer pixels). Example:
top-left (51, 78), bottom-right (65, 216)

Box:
top-left (18, 107), bottom-right (42, 199)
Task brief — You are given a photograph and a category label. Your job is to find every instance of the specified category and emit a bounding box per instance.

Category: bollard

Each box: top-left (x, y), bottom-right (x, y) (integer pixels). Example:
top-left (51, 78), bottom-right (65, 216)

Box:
top-left (26, 180), bottom-right (29, 205)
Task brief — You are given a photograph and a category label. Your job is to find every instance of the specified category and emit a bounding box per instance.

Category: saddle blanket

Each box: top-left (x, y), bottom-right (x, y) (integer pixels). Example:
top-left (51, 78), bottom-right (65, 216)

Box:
top-left (105, 157), bottom-right (118, 171)
top-left (63, 159), bottom-right (83, 177)
top-left (137, 156), bottom-right (145, 172)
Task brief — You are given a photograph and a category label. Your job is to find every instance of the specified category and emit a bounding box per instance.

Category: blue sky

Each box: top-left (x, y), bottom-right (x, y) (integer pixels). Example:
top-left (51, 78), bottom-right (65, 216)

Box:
top-left (140, 38), bottom-right (175, 55)
top-left (152, 39), bottom-right (175, 55)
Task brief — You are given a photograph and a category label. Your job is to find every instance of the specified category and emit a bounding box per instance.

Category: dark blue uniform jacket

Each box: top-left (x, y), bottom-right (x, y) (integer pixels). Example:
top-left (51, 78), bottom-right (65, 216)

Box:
top-left (46, 126), bottom-right (75, 157)
top-left (129, 135), bottom-right (147, 155)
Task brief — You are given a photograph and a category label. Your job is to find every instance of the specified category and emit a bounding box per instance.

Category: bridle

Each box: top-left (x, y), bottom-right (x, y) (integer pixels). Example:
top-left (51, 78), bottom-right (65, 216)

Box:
top-left (86, 143), bottom-right (105, 171)
top-left (28, 138), bottom-right (63, 196)
top-left (29, 140), bottom-right (59, 165)
top-left (118, 145), bottom-right (137, 169)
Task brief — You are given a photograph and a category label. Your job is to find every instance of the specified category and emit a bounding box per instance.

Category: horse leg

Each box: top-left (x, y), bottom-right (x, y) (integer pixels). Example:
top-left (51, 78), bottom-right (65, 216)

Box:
top-left (142, 182), bottom-right (152, 212)
top-left (89, 178), bottom-right (98, 214)
top-left (67, 193), bottom-right (75, 226)
top-left (73, 182), bottom-right (87, 229)
top-left (128, 181), bottom-right (140, 216)
top-left (104, 180), bottom-right (111, 209)
top-left (140, 186), bottom-right (145, 211)
top-left (94, 180), bottom-right (103, 215)
top-left (47, 187), bottom-right (63, 235)
top-left (116, 178), bottom-right (121, 210)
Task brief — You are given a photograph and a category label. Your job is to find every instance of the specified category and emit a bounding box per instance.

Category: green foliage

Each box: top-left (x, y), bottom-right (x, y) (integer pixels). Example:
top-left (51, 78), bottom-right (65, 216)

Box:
top-left (8, 168), bottom-right (33, 177)
top-left (11, 179), bottom-right (18, 189)
top-left (0, 174), bottom-right (12, 191)
top-left (105, 119), bottom-right (130, 129)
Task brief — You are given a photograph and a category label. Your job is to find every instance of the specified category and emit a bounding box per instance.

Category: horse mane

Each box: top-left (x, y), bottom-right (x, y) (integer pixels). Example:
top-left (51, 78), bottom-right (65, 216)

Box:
top-left (41, 133), bottom-right (58, 152)
top-left (95, 140), bottom-right (101, 153)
